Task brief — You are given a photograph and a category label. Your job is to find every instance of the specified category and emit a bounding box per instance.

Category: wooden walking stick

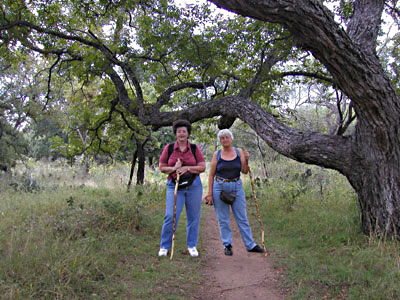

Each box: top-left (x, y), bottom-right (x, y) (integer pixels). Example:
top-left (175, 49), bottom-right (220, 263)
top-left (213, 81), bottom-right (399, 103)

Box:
top-left (170, 172), bottom-right (180, 260)
top-left (248, 165), bottom-right (268, 256)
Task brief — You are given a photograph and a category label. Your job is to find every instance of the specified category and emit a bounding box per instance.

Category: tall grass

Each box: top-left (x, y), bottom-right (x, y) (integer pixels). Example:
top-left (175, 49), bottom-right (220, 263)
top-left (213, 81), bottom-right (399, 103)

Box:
top-left (244, 160), bottom-right (400, 300)
top-left (0, 160), bottom-right (202, 299)
top-left (1, 158), bottom-right (400, 299)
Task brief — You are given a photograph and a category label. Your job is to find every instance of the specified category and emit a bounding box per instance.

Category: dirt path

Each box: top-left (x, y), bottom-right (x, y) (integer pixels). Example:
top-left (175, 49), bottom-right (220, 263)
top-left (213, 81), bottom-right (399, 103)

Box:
top-left (195, 206), bottom-right (287, 300)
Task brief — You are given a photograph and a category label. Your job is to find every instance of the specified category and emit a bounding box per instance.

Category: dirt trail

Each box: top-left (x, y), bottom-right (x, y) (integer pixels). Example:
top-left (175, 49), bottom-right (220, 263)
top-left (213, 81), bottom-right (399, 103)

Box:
top-left (195, 206), bottom-right (286, 300)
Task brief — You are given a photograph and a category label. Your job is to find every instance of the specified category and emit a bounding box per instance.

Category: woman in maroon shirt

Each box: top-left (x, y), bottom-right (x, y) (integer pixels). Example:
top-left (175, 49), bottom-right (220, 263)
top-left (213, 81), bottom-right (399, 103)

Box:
top-left (158, 120), bottom-right (206, 257)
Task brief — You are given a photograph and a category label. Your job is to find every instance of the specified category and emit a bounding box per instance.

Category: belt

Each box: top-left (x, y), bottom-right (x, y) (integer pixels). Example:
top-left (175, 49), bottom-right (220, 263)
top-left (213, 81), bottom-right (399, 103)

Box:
top-left (215, 176), bottom-right (240, 182)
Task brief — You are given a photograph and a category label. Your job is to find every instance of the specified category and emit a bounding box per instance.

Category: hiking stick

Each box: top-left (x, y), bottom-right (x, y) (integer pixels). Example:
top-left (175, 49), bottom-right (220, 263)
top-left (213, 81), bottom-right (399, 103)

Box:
top-left (248, 166), bottom-right (268, 256)
top-left (170, 172), bottom-right (180, 260)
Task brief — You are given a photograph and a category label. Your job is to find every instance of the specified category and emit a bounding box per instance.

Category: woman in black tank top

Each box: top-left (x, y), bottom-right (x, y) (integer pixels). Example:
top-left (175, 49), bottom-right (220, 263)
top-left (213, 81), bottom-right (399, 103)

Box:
top-left (204, 129), bottom-right (264, 255)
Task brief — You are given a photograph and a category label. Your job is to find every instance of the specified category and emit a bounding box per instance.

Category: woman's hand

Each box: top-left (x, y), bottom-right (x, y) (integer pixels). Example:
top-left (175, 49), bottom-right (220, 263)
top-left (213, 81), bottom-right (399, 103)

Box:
top-left (176, 165), bottom-right (190, 175)
top-left (204, 194), bottom-right (213, 206)
top-left (174, 159), bottom-right (182, 170)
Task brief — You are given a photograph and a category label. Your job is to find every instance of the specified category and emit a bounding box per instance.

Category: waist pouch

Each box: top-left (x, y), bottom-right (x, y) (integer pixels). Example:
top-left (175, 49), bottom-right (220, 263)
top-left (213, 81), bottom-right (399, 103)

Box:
top-left (172, 173), bottom-right (196, 189)
top-left (220, 190), bottom-right (236, 205)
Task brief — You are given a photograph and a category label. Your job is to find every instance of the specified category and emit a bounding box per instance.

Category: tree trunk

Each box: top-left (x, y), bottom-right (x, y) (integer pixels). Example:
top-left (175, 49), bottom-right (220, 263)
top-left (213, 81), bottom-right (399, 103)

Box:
top-left (82, 154), bottom-right (90, 178)
top-left (127, 150), bottom-right (137, 191)
top-left (347, 121), bottom-right (400, 237)
top-left (350, 163), bottom-right (400, 238)
top-left (148, 156), bottom-right (154, 170)
top-left (135, 138), bottom-right (145, 185)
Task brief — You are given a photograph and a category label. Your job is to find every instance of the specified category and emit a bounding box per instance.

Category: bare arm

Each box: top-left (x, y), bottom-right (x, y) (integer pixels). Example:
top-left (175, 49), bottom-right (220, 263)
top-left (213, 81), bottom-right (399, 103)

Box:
top-left (159, 159), bottom-right (182, 174)
top-left (160, 159), bottom-right (205, 176)
top-left (184, 161), bottom-right (206, 174)
top-left (205, 151), bottom-right (217, 205)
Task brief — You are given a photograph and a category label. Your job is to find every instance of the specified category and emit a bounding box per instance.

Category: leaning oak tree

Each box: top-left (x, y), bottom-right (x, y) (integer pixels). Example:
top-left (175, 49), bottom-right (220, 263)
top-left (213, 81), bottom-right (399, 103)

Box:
top-left (1, 0), bottom-right (399, 237)
top-left (204, 0), bottom-right (400, 237)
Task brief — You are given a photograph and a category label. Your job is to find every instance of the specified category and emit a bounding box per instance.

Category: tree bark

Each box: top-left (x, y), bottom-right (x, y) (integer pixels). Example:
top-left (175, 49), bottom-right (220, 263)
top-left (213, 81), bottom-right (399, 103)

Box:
top-left (135, 138), bottom-right (145, 185)
top-left (148, 156), bottom-right (154, 170)
top-left (127, 150), bottom-right (137, 191)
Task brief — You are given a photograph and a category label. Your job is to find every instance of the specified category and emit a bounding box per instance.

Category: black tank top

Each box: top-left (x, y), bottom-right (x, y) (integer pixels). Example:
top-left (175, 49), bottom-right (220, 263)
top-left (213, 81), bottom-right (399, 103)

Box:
top-left (215, 148), bottom-right (241, 179)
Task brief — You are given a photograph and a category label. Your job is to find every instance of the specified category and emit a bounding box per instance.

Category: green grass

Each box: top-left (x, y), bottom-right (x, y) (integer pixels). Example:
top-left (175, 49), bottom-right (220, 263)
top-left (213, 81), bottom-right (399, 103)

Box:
top-left (0, 164), bottom-right (202, 299)
top-left (243, 163), bottom-right (400, 300)
top-left (1, 159), bottom-right (400, 299)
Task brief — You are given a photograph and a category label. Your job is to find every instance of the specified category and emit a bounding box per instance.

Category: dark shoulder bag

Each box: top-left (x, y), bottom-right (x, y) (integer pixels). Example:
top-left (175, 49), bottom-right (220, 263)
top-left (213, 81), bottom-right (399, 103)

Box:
top-left (217, 149), bottom-right (237, 205)
top-left (220, 190), bottom-right (236, 205)
top-left (173, 173), bottom-right (196, 189)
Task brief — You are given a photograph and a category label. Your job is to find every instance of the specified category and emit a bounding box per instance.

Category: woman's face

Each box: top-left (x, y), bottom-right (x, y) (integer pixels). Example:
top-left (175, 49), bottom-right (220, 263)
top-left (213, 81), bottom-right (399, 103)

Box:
top-left (219, 134), bottom-right (232, 147)
top-left (175, 126), bottom-right (189, 142)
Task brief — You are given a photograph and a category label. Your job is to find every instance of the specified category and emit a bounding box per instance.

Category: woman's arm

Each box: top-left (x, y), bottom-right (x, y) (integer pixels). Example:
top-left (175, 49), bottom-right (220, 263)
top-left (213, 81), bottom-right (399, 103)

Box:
top-left (159, 160), bottom-right (182, 174)
top-left (238, 148), bottom-right (250, 174)
top-left (205, 152), bottom-right (217, 205)
top-left (182, 161), bottom-right (206, 174)
top-left (187, 144), bottom-right (206, 174)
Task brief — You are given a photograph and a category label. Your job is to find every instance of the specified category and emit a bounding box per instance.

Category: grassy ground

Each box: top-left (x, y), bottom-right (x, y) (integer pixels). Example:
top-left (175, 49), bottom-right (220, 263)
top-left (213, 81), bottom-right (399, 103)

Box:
top-left (0, 161), bottom-right (203, 299)
top-left (1, 159), bottom-right (400, 299)
top-left (245, 160), bottom-right (400, 300)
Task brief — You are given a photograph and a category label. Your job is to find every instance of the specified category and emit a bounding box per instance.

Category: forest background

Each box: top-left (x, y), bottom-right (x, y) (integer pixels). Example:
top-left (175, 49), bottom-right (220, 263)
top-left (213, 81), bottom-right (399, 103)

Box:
top-left (1, 0), bottom-right (400, 299)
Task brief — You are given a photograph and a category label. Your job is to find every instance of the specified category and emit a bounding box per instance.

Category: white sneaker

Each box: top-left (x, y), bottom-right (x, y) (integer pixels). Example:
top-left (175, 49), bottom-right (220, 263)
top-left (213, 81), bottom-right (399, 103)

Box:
top-left (188, 247), bottom-right (199, 257)
top-left (158, 248), bottom-right (168, 257)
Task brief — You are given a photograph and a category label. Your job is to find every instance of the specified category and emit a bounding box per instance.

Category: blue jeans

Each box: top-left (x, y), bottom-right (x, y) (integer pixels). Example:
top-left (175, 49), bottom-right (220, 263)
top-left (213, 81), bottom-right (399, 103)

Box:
top-left (212, 178), bottom-right (256, 251)
top-left (160, 176), bottom-right (203, 249)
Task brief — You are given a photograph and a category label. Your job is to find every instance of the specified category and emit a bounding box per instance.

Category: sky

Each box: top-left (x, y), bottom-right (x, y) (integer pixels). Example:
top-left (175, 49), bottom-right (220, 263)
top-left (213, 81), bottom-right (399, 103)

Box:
top-left (175, 1), bottom-right (396, 45)
top-left (175, 0), bottom-right (234, 17)
top-left (175, 0), bottom-right (207, 8)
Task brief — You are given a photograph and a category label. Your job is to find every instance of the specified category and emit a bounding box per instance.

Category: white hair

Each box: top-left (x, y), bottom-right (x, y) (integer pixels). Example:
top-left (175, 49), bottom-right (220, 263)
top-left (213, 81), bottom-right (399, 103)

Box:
top-left (217, 129), bottom-right (234, 142)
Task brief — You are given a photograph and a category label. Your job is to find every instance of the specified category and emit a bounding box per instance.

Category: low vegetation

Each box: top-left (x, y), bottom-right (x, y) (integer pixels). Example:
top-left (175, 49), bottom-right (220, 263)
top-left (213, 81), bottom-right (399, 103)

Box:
top-left (0, 161), bottom-right (201, 299)
top-left (0, 159), bottom-right (399, 299)
top-left (246, 160), bottom-right (400, 300)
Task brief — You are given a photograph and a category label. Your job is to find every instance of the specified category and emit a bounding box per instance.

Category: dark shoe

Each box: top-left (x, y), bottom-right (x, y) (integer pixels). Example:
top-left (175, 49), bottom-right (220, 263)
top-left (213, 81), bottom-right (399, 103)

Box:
top-left (249, 245), bottom-right (264, 253)
top-left (224, 244), bottom-right (233, 256)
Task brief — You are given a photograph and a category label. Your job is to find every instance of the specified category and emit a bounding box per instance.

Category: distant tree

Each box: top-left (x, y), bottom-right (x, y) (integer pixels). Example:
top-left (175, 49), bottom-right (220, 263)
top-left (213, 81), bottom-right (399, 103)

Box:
top-left (0, 60), bottom-right (32, 169)
top-left (26, 115), bottom-right (66, 161)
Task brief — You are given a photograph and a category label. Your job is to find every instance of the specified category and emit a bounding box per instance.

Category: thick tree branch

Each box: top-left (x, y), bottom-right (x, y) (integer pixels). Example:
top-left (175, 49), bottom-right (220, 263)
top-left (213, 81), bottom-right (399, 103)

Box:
top-left (347, 0), bottom-right (385, 53)
top-left (148, 95), bottom-right (353, 174)
top-left (152, 79), bottom-right (216, 113)
top-left (209, 0), bottom-right (400, 132)
top-left (104, 65), bottom-right (136, 114)
top-left (121, 64), bottom-right (145, 120)
top-left (42, 55), bottom-right (61, 111)
top-left (279, 71), bottom-right (334, 84)
top-left (1, 20), bottom-right (100, 49)
top-left (239, 48), bottom-right (279, 98)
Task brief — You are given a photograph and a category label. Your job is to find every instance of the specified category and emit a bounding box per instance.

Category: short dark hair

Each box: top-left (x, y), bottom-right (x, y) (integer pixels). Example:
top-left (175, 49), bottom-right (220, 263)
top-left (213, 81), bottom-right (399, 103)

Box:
top-left (172, 119), bottom-right (191, 135)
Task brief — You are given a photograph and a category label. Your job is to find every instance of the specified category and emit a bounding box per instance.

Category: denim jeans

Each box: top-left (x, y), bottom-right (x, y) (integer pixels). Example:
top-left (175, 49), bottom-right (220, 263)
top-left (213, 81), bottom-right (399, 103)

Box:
top-left (160, 175), bottom-right (203, 249)
top-left (212, 178), bottom-right (256, 251)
